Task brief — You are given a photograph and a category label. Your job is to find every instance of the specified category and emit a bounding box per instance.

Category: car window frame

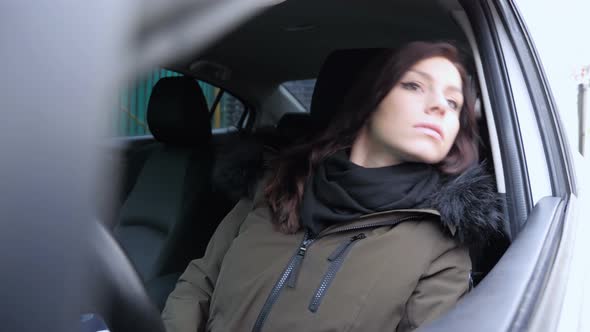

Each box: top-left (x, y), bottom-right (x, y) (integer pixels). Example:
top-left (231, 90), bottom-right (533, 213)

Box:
top-left (192, 76), bottom-right (255, 133)
top-left (496, 0), bottom-right (576, 197)
top-left (421, 0), bottom-right (574, 330)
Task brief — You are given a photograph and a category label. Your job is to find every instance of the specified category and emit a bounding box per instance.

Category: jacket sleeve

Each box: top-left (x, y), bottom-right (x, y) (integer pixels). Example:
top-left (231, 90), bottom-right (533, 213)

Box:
top-left (161, 197), bottom-right (253, 332)
top-left (397, 241), bottom-right (471, 332)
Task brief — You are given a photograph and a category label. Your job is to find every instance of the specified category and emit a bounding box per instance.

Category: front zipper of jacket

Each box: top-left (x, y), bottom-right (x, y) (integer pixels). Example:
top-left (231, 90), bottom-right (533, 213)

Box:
top-left (252, 230), bottom-right (315, 332)
top-left (251, 215), bottom-right (420, 332)
top-left (308, 233), bottom-right (366, 313)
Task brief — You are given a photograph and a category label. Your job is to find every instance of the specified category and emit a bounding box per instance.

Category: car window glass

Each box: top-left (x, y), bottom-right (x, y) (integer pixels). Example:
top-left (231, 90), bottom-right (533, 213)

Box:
top-left (516, 0), bottom-right (590, 155)
top-left (281, 79), bottom-right (316, 112)
top-left (202, 83), bottom-right (246, 130)
top-left (112, 69), bottom-right (246, 136)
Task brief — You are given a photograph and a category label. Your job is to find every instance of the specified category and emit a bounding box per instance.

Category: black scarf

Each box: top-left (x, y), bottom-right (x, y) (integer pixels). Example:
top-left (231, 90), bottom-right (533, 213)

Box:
top-left (300, 151), bottom-right (441, 235)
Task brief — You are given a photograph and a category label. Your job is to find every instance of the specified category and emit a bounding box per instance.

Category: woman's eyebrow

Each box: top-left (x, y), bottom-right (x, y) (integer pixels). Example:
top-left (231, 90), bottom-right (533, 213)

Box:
top-left (407, 69), bottom-right (463, 95)
top-left (446, 86), bottom-right (463, 95)
top-left (407, 69), bottom-right (431, 80)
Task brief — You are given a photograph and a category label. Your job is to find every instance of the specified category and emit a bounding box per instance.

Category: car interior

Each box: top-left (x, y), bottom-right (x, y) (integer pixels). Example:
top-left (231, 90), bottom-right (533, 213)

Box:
top-left (106, 0), bottom-right (512, 312)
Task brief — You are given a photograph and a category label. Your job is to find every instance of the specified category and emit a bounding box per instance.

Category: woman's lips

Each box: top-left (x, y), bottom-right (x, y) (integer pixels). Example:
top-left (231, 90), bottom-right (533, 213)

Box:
top-left (414, 123), bottom-right (444, 141)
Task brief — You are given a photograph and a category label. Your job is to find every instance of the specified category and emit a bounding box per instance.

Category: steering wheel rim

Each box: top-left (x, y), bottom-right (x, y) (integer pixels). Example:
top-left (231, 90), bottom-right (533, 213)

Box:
top-left (81, 221), bottom-right (166, 332)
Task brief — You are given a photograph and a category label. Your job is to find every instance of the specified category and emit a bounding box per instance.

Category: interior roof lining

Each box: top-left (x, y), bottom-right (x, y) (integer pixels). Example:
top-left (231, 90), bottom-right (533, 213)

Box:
top-left (169, 0), bottom-right (468, 82)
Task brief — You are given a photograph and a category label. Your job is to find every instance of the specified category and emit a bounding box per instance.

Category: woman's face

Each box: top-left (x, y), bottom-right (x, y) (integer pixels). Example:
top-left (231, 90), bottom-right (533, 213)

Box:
top-left (350, 56), bottom-right (464, 168)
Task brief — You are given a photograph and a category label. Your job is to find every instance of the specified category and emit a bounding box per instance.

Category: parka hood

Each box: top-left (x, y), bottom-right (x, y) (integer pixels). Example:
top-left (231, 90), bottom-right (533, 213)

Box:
top-left (420, 163), bottom-right (507, 248)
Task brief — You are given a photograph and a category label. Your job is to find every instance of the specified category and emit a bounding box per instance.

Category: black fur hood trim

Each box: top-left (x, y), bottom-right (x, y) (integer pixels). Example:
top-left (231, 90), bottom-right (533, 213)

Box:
top-left (419, 163), bottom-right (506, 248)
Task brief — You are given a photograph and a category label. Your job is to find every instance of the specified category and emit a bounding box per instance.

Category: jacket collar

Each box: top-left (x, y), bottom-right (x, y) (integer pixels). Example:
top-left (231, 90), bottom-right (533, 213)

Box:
top-left (255, 163), bottom-right (506, 248)
top-left (323, 163), bottom-right (506, 248)
top-left (419, 162), bottom-right (506, 248)
top-left (316, 209), bottom-right (440, 238)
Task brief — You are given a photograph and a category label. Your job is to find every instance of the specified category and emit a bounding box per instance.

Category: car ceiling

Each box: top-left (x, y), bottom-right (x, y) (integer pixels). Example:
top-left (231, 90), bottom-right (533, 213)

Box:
top-left (169, 0), bottom-right (467, 98)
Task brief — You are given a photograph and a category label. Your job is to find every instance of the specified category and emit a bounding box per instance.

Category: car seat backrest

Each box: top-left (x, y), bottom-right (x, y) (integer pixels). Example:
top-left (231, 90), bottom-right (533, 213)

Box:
top-left (115, 77), bottom-right (214, 282)
top-left (274, 49), bottom-right (387, 148)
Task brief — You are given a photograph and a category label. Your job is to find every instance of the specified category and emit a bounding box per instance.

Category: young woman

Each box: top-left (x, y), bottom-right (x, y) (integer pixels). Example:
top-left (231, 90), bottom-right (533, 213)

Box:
top-left (162, 41), bottom-right (504, 332)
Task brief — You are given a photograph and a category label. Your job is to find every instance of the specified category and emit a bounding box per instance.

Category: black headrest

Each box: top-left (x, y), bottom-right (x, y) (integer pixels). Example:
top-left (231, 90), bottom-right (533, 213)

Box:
top-left (310, 48), bottom-right (386, 131)
top-left (147, 77), bottom-right (211, 146)
top-left (276, 112), bottom-right (312, 139)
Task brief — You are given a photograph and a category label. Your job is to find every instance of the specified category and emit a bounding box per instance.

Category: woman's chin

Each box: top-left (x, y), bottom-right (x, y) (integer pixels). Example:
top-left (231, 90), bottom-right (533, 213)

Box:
top-left (402, 148), bottom-right (445, 165)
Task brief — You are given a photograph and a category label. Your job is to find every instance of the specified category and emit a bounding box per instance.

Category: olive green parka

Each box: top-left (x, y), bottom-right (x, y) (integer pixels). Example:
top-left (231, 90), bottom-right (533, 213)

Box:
top-left (162, 165), bottom-right (503, 332)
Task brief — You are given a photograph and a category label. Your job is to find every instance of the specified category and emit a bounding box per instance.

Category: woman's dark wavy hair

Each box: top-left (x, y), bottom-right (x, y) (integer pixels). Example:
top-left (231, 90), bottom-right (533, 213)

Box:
top-left (265, 41), bottom-right (479, 234)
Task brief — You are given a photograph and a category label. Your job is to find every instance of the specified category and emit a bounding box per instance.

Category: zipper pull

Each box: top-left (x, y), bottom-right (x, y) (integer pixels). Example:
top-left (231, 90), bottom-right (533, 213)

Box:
top-left (287, 234), bottom-right (313, 288)
top-left (328, 233), bottom-right (366, 262)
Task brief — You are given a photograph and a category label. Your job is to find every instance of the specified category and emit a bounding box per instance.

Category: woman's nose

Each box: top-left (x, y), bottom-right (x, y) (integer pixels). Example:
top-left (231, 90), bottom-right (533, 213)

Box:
top-left (426, 91), bottom-right (447, 115)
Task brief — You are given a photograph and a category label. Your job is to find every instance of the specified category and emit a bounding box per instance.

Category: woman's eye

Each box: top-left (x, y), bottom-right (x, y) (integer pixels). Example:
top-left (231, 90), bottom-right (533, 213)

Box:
top-left (447, 99), bottom-right (459, 110)
top-left (401, 82), bottom-right (421, 91)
